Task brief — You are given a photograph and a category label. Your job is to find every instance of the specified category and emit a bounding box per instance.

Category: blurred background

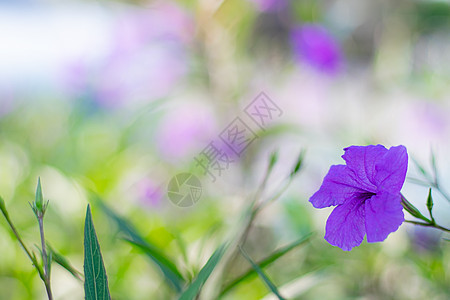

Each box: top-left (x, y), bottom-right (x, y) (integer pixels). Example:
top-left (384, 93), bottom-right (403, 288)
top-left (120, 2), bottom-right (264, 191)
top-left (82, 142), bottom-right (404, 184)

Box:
top-left (0, 0), bottom-right (449, 299)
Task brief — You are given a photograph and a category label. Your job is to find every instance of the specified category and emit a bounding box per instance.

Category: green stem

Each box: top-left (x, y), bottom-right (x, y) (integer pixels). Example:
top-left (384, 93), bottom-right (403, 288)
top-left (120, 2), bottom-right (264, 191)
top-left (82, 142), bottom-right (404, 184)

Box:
top-left (401, 195), bottom-right (450, 233)
top-left (218, 156), bottom-right (279, 294)
top-left (2, 211), bottom-right (36, 266)
top-left (404, 220), bottom-right (450, 233)
top-left (38, 216), bottom-right (53, 300)
top-left (1, 206), bottom-right (52, 300)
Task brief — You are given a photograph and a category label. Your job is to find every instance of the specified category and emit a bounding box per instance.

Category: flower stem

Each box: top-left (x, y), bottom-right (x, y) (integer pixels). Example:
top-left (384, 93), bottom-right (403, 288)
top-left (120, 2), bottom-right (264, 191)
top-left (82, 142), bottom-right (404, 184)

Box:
top-left (38, 216), bottom-right (53, 300)
top-left (1, 201), bottom-right (53, 300)
top-left (404, 220), bottom-right (450, 233)
top-left (401, 194), bottom-right (450, 233)
top-left (2, 209), bottom-right (36, 266)
top-left (0, 206), bottom-right (49, 296)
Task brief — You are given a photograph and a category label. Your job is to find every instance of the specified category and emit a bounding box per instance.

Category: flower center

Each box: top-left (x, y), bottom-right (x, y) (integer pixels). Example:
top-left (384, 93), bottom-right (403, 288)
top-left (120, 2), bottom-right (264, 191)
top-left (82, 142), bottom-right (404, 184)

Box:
top-left (357, 191), bottom-right (376, 202)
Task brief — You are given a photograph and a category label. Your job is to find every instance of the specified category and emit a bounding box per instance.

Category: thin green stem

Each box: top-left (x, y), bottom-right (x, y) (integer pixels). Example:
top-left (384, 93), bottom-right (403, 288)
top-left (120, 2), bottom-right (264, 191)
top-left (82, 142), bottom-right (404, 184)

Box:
top-left (401, 195), bottom-right (450, 233)
top-left (0, 208), bottom-right (46, 283)
top-left (38, 216), bottom-right (53, 300)
top-left (2, 211), bottom-right (35, 264)
top-left (255, 175), bottom-right (293, 214)
top-left (219, 156), bottom-right (278, 292)
top-left (404, 220), bottom-right (450, 233)
top-left (1, 205), bottom-right (53, 300)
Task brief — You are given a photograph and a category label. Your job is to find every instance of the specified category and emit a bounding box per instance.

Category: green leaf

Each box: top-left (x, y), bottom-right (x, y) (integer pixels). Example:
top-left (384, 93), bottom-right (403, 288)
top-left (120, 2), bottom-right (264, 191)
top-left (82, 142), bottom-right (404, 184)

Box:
top-left (94, 197), bottom-right (184, 292)
top-left (179, 244), bottom-right (227, 300)
top-left (290, 149), bottom-right (306, 177)
top-left (48, 244), bottom-right (83, 281)
top-left (426, 188), bottom-right (435, 223)
top-left (411, 157), bottom-right (427, 176)
top-left (84, 205), bottom-right (111, 300)
top-left (239, 246), bottom-right (285, 300)
top-left (268, 150), bottom-right (279, 172)
top-left (401, 195), bottom-right (430, 223)
top-left (124, 238), bottom-right (185, 292)
top-left (0, 195), bottom-right (7, 218)
top-left (406, 177), bottom-right (430, 187)
top-left (221, 233), bottom-right (312, 295)
top-left (430, 148), bottom-right (438, 184)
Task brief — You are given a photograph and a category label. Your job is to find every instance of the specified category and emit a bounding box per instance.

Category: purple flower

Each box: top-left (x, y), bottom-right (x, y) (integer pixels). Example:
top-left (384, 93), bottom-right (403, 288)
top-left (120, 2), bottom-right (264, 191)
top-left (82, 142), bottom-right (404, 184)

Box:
top-left (309, 145), bottom-right (408, 251)
top-left (290, 24), bottom-right (342, 74)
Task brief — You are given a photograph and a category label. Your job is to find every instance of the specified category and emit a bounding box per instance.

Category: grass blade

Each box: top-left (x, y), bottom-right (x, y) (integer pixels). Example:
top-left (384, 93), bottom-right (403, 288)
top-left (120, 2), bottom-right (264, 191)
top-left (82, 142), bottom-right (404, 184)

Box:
top-left (94, 197), bottom-right (184, 292)
top-left (221, 233), bottom-right (312, 295)
top-left (179, 244), bottom-right (227, 300)
top-left (84, 204), bottom-right (111, 300)
top-left (239, 246), bottom-right (285, 300)
top-left (124, 238), bottom-right (185, 291)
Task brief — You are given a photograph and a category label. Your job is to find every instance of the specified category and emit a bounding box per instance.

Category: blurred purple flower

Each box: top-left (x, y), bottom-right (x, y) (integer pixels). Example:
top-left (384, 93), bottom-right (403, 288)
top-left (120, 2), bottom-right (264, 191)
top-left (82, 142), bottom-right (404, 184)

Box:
top-left (410, 226), bottom-right (441, 253)
top-left (62, 1), bottom-right (193, 109)
top-left (290, 24), bottom-right (342, 74)
top-left (0, 88), bottom-right (15, 117)
top-left (248, 0), bottom-right (288, 12)
top-left (310, 145), bottom-right (408, 251)
top-left (156, 104), bottom-right (217, 161)
top-left (137, 178), bottom-right (163, 207)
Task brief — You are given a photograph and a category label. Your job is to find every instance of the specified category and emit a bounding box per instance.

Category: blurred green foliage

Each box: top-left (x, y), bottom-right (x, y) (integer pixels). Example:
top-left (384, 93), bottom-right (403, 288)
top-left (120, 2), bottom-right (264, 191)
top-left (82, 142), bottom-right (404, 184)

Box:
top-left (0, 0), bottom-right (449, 299)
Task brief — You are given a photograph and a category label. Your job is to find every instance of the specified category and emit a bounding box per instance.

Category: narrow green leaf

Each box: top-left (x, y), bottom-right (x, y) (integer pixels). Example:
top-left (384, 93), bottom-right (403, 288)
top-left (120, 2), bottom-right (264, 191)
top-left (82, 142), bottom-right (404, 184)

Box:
top-left (124, 238), bottom-right (185, 292)
top-left (290, 149), bottom-right (306, 177)
top-left (411, 157), bottom-right (427, 176)
top-left (179, 244), bottom-right (227, 300)
top-left (426, 188), bottom-right (435, 223)
top-left (411, 156), bottom-right (433, 182)
top-left (268, 150), bottom-right (279, 172)
top-left (84, 205), bottom-right (111, 300)
top-left (430, 148), bottom-right (438, 184)
top-left (239, 246), bottom-right (285, 300)
top-left (221, 233), bottom-right (312, 295)
top-left (94, 197), bottom-right (184, 292)
top-left (406, 177), bottom-right (430, 187)
top-left (48, 244), bottom-right (83, 281)
top-left (0, 195), bottom-right (7, 218)
top-left (401, 195), bottom-right (430, 223)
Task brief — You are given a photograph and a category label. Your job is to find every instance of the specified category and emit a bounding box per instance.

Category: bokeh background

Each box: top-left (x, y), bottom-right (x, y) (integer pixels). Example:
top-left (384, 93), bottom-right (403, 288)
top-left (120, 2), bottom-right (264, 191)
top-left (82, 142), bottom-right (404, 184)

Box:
top-left (0, 0), bottom-right (449, 299)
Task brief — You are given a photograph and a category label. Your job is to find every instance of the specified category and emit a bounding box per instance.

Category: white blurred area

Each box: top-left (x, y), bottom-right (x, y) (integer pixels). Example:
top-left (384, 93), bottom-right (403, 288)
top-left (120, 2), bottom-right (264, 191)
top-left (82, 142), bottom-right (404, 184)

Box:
top-left (0, 0), bottom-right (192, 108)
top-left (0, 2), bottom-right (113, 88)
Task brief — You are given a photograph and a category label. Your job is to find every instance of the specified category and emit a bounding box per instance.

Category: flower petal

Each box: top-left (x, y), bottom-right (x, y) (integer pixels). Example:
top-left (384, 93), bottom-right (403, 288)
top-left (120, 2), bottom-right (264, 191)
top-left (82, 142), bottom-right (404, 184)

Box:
top-left (309, 165), bottom-right (367, 208)
top-left (374, 145), bottom-right (408, 193)
top-left (324, 196), bottom-right (366, 251)
top-left (365, 191), bottom-right (404, 243)
top-left (342, 145), bottom-right (387, 191)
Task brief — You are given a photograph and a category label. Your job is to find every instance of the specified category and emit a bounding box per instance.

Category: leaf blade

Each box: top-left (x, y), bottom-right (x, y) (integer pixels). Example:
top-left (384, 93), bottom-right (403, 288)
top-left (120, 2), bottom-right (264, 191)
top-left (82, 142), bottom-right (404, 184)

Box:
top-left (84, 204), bottom-right (111, 300)
top-left (94, 197), bottom-right (185, 292)
top-left (239, 246), bottom-right (285, 300)
top-left (220, 233), bottom-right (312, 295)
top-left (179, 244), bottom-right (227, 300)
